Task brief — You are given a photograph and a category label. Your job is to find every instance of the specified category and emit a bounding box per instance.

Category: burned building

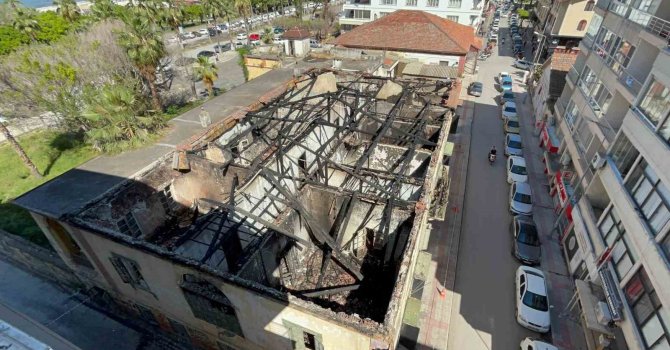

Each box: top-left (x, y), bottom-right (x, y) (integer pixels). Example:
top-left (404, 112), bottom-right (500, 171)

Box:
top-left (15, 71), bottom-right (453, 350)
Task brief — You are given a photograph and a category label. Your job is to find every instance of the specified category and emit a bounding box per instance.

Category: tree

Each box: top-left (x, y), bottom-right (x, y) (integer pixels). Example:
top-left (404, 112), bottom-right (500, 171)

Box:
top-left (0, 120), bottom-right (42, 177)
top-left (90, 0), bottom-right (118, 20)
top-left (235, 0), bottom-right (252, 36)
top-left (117, 14), bottom-right (166, 111)
top-left (82, 84), bottom-right (163, 152)
top-left (53, 0), bottom-right (80, 23)
top-left (12, 9), bottom-right (40, 42)
top-left (261, 27), bottom-right (273, 43)
top-left (194, 56), bottom-right (218, 97)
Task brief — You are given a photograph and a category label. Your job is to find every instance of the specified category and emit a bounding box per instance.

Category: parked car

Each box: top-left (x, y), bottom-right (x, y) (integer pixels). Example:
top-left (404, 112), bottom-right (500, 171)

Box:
top-left (520, 338), bottom-right (558, 350)
top-left (515, 60), bottom-right (533, 70)
top-left (501, 75), bottom-right (513, 91)
top-left (504, 115), bottom-right (520, 134)
top-left (515, 266), bottom-right (550, 333)
top-left (502, 101), bottom-right (518, 119)
top-left (504, 133), bottom-right (523, 156)
top-left (217, 24), bottom-right (229, 31)
top-left (510, 181), bottom-right (533, 215)
top-left (198, 28), bottom-right (209, 36)
top-left (500, 90), bottom-right (515, 104)
top-left (208, 28), bottom-right (218, 36)
top-left (236, 33), bottom-right (247, 42)
top-left (490, 32), bottom-right (498, 41)
top-left (181, 32), bottom-right (196, 40)
top-left (273, 26), bottom-right (285, 34)
top-left (248, 33), bottom-right (261, 41)
top-left (497, 71), bottom-right (511, 82)
top-left (310, 39), bottom-right (322, 48)
top-left (214, 43), bottom-right (231, 53)
top-left (468, 82), bottom-right (483, 96)
top-left (196, 50), bottom-right (216, 58)
top-left (507, 155), bottom-right (528, 183)
top-left (511, 216), bottom-right (541, 265)
top-left (191, 31), bottom-right (202, 37)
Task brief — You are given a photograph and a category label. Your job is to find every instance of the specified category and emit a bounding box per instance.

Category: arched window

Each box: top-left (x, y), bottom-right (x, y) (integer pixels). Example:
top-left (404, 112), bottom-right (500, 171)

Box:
top-left (180, 274), bottom-right (243, 337)
top-left (577, 20), bottom-right (588, 31)
top-left (585, 0), bottom-right (595, 11)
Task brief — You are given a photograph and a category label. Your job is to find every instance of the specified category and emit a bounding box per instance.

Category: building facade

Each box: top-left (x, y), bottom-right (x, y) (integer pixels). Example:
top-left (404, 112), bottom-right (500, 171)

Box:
top-left (536, 0), bottom-right (595, 53)
top-left (338, 0), bottom-right (486, 31)
top-left (538, 0), bottom-right (670, 347)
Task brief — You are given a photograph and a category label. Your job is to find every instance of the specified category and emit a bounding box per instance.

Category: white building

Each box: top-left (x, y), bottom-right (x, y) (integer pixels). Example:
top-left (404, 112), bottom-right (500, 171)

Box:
top-left (338, 0), bottom-right (487, 31)
top-left (540, 0), bottom-right (670, 347)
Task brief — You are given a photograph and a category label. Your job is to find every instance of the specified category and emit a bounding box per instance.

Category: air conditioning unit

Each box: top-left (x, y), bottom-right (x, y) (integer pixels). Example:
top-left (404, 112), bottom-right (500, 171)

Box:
top-left (596, 301), bottom-right (613, 325)
top-left (592, 152), bottom-right (606, 169)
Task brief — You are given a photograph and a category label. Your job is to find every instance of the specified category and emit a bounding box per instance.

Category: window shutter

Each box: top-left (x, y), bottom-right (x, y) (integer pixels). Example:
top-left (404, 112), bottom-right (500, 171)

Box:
top-left (109, 256), bottom-right (132, 283)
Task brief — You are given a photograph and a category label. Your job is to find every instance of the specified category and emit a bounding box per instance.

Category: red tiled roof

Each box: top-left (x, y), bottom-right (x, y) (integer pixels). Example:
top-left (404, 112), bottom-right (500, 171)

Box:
top-left (335, 10), bottom-right (479, 56)
top-left (283, 26), bottom-right (311, 40)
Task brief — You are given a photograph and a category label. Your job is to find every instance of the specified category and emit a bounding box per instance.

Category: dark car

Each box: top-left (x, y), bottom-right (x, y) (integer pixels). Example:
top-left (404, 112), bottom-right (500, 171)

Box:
top-left (208, 28), bottom-right (218, 36)
top-left (511, 216), bottom-right (541, 265)
top-left (273, 27), bottom-right (285, 34)
top-left (468, 82), bottom-right (483, 96)
top-left (197, 50), bottom-right (216, 58)
top-left (214, 43), bottom-right (231, 53)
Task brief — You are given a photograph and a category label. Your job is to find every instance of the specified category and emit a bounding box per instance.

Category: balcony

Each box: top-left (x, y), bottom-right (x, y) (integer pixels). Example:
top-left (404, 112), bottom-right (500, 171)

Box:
top-left (617, 69), bottom-right (643, 96)
top-left (608, 0), bottom-right (670, 44)
top-left (595, 0), bottom-right (611, 12)
top-left (581, 34), bottom-right (595, 50)
top-left (590, 43), bottom-right (644, 99)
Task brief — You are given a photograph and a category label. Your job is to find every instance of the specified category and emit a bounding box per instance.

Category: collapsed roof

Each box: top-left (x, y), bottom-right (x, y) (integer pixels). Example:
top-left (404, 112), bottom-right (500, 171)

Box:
top-left (69, 70), bottom-right (453, 333)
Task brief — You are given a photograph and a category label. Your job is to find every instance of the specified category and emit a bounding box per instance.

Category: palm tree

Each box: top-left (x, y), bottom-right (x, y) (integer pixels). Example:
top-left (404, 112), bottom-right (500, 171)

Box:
top-left (234, 0), bottom-right (252, 38)
top-left (261, 27), bottom-right (273, 44)
top-left (53, 0), bottom-right (80, 22)
top-left (12, 9), bottom-right (40, 42)
top-left (90, 0), bottom-right (116, 20)
top-left (0, 119), bottom-right (42, 178)
top-left (117, 14), bottom-right (166, 111)
top-left (3, 0), bottom-right (21, 9)
top-left (194, 56), bottom-right (218, 97)
top-left (82, 84), bottom-right (161, 152)
top-left (202, 0), bottom-right (225, 46)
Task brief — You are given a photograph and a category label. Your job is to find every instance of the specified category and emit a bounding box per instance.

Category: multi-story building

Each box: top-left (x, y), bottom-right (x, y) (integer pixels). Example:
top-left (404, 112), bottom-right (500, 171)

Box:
top-left (536, 0), bottom-right (595, 54)
top-left (338, 0), bottom-right (486, 31)
top-left (14, 71), bottom-right (454, 350)
top-left (538, 0), bottom-right (670, 348)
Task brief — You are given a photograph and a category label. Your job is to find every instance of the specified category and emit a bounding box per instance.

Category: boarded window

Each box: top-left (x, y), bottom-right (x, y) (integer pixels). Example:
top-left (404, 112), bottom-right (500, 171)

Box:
top-left (180, 274), bottom-right (243, 337)
top-left (109, 254), bottom-right (151, 292)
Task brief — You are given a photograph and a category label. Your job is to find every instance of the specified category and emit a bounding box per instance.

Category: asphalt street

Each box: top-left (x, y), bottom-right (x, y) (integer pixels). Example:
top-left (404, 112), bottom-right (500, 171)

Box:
top-left (446, 16), bottom-right (542, 350)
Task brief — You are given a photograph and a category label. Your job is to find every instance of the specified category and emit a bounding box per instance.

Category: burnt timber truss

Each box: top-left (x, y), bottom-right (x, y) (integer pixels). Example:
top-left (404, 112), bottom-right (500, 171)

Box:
top-left (195, 73), bottom-right (447, 297)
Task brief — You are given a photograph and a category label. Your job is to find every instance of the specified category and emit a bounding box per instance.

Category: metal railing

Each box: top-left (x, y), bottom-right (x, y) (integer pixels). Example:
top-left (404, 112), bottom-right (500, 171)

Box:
top-left (608, 1), bottom-right (670, 43)
top-left (567, 67), bottom-right (580, 85)
top-left (595, 0), bottom-right (611, 11)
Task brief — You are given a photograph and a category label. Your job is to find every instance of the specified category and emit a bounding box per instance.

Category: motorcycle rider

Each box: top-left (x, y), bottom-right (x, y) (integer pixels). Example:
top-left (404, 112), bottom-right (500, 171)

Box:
top-left (489, 146), bottom-right (497, 163)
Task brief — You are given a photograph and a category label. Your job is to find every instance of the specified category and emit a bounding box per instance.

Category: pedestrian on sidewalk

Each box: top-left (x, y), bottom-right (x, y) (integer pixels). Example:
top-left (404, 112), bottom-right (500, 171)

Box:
top-left (198, 107), bottom-right (211, 128)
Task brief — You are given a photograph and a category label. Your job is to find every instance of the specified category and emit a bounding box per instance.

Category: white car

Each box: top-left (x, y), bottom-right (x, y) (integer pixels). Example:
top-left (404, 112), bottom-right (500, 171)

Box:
top-left (520, 337), bottom-right (558, 350)
top-left (505, 133), bottom-right (523, 156)
top-left (236, 33), bottom-right (247, 42)
top-left (198, 28), bottom-right (209, 36)
top-left (490, 32), bottom-right (498, 41)
top-left (515, 60), bottom-right (533, 70)
top-left (507, 156), bottom-right (528, 183)
top-left (502, 101), bottom-right (518, 120)
top-left (516, 266), bottom-right (551, 333)
top-left (497, 71), bottom-right (511, 82)
top-left (510, 181), bottom-right (533, 215)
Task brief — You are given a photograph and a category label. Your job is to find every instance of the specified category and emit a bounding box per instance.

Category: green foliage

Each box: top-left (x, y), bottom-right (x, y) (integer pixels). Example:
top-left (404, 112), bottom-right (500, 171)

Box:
top-left (0, 130), bottom-right (97, 246)
top-left (183, 4), bottom-right (205, 24)
top-left (82, 84), bottom-right (164, 152)
top-left (194, 56), bottom-right (218, 96)
top-left (517, 8), bottom-right (530, 19)
top-left (90, 0), bottom-right (124, 20)
top-left (0, 25), bottom-right (28, 55)
top-left (33, 11), bottom-right (71, 42)
top-left (236, 46), bottom-right (250, 82)
top-left (261, 27), bottom-right (273, 44)
top-left (53, 0), bottom-right (80, 23)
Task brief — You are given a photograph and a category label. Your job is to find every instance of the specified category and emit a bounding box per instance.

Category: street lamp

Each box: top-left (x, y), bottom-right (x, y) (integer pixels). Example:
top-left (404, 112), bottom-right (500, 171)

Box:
top-left (532, 30), bottom-right (546, 66)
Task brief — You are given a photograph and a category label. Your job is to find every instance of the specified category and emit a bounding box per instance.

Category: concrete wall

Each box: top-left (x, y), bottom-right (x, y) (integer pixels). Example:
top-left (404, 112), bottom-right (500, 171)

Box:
top-left (53, 220), bottom-right (382, 350)
top-left (340, 0), bottom-right (483, 27)
top-left (388, 51), bottom-right (462, 66)
top-left (555, 0), bottom-right (594, 38)
top-left (244, 57), bottom-right (282, 80)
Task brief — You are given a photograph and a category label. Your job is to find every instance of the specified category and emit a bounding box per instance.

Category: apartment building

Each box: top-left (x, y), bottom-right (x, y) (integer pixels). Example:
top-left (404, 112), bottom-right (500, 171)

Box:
top-left (338, 0), bottom-right (486, 31)
top-left (536, 0), bottom-right (595, 54)
top-left (537, 0), bottom-right (670, 347)
top-left (14, 71), bottom-right (454, 350)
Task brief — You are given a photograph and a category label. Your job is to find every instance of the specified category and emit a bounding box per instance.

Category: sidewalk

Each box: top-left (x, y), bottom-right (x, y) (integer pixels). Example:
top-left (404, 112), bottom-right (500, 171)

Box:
top-left (513, 83), bottom-right (587, 349)
top-left (413, 75), bottom-right (476, 349)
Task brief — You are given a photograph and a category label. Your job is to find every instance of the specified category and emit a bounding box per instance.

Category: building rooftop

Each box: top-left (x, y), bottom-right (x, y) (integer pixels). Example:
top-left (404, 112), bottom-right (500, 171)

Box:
top-left (283, 26), bottom-right (311, 40)
top-left (23, 70), bottom-right (453, 336)
top-left (334, 10), bottom-right (480, 55)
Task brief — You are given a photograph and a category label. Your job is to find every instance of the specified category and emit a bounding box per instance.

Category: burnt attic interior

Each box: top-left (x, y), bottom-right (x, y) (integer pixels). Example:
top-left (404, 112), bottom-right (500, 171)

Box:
top-left (72, 70), bottom-right (452, 322)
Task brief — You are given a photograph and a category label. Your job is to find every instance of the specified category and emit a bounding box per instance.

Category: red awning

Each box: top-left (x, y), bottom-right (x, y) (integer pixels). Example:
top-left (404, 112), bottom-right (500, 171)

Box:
top-left (540, 124), bottom-right (559, 153)
top-left (554, 170), bottom-right (574, 221)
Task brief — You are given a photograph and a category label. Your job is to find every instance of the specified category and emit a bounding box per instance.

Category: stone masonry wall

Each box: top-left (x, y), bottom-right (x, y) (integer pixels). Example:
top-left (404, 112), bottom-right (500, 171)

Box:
top-left (0, 230), bottom-right (83, 290)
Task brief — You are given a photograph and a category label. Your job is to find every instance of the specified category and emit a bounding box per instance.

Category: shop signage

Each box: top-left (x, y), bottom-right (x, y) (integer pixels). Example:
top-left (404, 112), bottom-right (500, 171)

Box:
top-left (599, 266), bottom-right (623, 322)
